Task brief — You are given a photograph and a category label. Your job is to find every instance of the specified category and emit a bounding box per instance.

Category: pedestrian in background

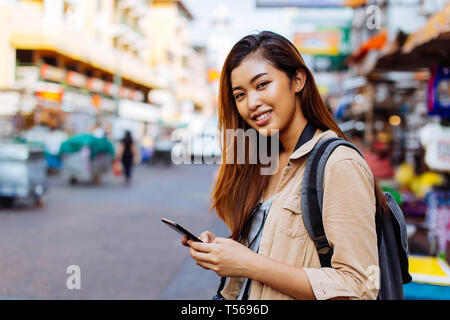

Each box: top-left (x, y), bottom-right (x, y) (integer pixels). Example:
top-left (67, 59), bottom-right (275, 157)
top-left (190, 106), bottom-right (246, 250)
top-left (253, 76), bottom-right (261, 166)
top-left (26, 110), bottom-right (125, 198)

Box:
top-left (116, 130), bottom-right (138, 184)
top-left (182, 31), bottom-right (385, 300)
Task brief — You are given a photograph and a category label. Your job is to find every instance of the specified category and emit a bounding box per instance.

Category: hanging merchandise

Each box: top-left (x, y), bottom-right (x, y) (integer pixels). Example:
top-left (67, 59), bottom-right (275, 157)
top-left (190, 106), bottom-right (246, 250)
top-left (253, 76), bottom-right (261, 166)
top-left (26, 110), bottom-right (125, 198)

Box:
top-left (428, 66), bottom-right (450, 118)
top-left (410, 172), bottom-right (444, 199)
top-left (426, 187), bottom-right (450, 260)
top-left (395, 162), bottom-right (416, 187)
top-left (394, 161), bottom-right (444, 217)
top-left (419, 123), bottom-right (450, 172)
top-left (401, 190), bottom-right (427, 217)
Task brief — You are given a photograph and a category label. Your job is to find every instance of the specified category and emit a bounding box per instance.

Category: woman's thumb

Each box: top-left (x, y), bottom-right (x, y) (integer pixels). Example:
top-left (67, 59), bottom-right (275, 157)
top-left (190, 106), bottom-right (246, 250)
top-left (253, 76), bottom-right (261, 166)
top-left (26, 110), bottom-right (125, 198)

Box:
top-left (200, 233), bottom-right (210, 242)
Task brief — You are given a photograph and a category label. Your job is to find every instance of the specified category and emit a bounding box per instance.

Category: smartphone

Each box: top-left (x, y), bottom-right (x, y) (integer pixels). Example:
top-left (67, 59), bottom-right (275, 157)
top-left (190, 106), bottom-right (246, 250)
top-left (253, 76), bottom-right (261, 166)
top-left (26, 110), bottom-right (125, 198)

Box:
top-left (161, 218), bottom-right (202, 242)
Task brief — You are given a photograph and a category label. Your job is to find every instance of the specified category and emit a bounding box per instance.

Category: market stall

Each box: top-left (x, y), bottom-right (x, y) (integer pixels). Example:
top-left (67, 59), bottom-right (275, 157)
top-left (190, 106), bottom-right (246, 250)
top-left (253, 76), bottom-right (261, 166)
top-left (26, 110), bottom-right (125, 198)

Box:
top-left (59, 134), bottom-right (115, 185)
top-left (344, 4), bottom-right (450, 299)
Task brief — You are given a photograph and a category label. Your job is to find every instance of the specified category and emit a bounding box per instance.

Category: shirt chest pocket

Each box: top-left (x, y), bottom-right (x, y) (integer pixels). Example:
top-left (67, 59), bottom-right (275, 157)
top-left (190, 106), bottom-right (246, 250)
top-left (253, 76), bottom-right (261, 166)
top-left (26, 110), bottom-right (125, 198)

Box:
top-left (279, 199), bottom-right (308, 238)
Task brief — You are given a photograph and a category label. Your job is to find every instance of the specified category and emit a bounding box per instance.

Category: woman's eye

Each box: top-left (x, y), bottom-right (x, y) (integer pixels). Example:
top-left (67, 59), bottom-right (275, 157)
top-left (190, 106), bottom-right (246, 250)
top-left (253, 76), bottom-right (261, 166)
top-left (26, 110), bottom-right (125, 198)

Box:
top-left (257, 81), bottom-right (269, 89)
top-left (235, 93), bottom-right (245, 100)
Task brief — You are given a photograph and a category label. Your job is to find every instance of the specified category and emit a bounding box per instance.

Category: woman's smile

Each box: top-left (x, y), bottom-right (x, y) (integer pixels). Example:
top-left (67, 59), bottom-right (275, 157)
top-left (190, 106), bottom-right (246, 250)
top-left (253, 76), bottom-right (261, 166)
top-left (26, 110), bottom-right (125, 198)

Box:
top-left (253, 110), bottom-right (273, 126)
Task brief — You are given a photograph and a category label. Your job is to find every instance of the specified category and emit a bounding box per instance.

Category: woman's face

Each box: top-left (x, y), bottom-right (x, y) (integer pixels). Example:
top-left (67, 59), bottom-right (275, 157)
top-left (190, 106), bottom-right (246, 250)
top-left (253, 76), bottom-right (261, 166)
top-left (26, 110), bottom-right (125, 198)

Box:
top-left (230, 54), bottom-right (304, 136)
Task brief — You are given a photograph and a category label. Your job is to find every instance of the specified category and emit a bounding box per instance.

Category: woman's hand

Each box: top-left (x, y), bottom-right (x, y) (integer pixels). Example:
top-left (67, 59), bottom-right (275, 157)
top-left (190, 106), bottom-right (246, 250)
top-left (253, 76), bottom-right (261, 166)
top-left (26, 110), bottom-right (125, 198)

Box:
top-left (183, 232), bottom-right (316, 299)
top-left (187, 237), bottom-right (258, 278)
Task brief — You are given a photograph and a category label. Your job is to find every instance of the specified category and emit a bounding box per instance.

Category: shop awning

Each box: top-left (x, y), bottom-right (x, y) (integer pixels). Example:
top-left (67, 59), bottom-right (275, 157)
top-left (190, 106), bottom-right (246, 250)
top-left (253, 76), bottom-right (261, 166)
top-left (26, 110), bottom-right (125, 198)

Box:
top-left (402, 3), bottom-right (450, 54)
top-left (370, 4), bottom-right (450, 72)
top-left (347, 29), bottom-right (387, 65)
top-left (372, 33), bottom-right (449, 72)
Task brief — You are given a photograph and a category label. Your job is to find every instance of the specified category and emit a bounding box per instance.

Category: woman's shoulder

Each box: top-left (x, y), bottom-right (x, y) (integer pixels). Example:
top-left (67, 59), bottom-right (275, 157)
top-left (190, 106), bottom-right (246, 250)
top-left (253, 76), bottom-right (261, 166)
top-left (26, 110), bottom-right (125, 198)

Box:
top-left (327, 144), bottom-right (364, 163)
top-left (324, 138), bottom-right (373, 182)
top-left (317, 131), bottom-right (367, 167)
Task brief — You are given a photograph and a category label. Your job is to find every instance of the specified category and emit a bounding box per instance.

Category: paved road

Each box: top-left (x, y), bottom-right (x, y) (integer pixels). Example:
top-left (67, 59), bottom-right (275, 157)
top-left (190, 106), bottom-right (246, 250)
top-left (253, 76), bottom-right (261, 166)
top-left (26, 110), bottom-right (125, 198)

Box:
top-left (0, 163), bottom-right (229, 299)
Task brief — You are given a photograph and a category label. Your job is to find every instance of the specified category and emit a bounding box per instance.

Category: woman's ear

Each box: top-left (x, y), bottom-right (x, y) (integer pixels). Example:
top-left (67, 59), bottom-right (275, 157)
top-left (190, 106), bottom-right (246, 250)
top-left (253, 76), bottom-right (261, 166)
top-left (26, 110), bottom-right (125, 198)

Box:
top-left (294, 68), bottom-right (307, 93)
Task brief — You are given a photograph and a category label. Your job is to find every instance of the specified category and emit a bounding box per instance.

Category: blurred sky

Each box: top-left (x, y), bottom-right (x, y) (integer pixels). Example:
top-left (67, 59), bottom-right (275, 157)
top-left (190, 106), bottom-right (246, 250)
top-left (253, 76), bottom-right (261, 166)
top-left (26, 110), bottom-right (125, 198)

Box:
top-left (184, 0), bottom-right (290, 46)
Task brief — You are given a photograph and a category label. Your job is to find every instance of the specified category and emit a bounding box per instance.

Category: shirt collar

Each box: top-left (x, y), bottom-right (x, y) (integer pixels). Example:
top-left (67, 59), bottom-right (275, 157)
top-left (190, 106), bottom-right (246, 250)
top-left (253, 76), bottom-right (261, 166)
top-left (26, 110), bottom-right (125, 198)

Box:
top-left (289, 129), bottom-right (338, 161)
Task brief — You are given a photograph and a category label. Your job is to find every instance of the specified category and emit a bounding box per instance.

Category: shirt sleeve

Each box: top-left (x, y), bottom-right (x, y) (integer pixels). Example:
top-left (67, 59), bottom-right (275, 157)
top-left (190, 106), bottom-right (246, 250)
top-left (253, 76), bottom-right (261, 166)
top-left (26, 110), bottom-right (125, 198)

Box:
top-left (303, 156), bottom-right (379, 300)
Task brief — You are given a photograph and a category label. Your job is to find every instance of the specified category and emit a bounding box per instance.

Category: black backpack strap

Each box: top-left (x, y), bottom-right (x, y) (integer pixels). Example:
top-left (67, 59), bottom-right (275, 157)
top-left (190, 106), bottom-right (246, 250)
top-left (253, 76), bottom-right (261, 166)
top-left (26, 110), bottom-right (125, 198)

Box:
top-left (212, 277), bottom-right (227, 300)
top-left (301, 137), bottom-right (364, 268)
top-left (242, 277), bottom-right (252, 300)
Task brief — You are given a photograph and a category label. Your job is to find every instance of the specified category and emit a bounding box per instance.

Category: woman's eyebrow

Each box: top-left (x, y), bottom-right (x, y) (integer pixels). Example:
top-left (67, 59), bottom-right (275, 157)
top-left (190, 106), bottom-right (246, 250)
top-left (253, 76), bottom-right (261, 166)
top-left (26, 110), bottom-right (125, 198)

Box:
top-left (232, 72), bottom-right (268, 91)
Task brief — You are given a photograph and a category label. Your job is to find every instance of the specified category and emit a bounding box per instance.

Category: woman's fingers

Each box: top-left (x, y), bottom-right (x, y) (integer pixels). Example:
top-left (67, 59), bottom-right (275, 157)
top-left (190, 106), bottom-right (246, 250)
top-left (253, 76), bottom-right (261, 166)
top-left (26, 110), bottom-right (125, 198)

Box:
top-left (188, 240), bottom-right (215, 253)
top-left (199, 231), bottom-right (216, 243)
top-left (190, 247), bottom-right (217, 264)
top-left (195, 260), bottom-right (218, 272)
top-left (183, 231), bottom-right (215, 247)
top-left (181, 235), bottom-right (189, 247)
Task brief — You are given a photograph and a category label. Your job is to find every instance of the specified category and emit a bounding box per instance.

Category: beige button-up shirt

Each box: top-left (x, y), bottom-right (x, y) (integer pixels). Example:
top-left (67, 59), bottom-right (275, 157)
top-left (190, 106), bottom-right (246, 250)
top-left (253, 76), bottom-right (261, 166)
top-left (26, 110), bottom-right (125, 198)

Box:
top-left (221, 129), bottom-right (379, 300)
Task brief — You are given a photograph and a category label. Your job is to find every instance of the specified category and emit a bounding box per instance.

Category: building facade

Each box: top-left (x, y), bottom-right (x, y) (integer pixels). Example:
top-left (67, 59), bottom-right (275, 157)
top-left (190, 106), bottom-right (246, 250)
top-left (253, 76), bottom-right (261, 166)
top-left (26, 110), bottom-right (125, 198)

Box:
top-left (0, 0), bottom-right (162, 136)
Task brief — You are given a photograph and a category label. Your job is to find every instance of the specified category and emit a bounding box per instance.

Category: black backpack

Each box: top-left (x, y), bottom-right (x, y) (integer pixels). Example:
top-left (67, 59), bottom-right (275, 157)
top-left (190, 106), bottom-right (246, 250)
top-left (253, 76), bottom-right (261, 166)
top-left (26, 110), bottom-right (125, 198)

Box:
top-left (301, 137), bottom-right (413, 300)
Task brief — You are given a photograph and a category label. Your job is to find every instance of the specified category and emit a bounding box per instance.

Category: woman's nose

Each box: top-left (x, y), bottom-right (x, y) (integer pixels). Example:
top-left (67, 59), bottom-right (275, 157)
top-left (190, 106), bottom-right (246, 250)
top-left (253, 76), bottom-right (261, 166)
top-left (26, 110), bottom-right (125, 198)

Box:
top-left (247, 91), bottom-right (262, 111)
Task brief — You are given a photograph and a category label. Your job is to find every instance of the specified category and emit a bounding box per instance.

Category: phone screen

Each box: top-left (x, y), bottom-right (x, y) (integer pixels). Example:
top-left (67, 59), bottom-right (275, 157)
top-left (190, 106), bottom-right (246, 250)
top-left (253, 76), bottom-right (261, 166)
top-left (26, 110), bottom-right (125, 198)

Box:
top-left (161, 218), bottom-right (202, 242)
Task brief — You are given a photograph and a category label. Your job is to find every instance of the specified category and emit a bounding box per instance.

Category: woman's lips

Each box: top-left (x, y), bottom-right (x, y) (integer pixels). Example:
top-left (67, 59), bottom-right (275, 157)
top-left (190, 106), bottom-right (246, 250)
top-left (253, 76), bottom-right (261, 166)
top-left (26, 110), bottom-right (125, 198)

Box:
top-left (254, 110), bottom-right (273, 126)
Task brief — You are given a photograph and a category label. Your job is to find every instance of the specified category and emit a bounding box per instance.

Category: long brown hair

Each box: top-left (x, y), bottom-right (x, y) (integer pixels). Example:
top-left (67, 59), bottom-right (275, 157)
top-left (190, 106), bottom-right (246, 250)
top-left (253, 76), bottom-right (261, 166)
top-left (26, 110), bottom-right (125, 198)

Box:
top-left (210, 31), bottom-right (387, 240)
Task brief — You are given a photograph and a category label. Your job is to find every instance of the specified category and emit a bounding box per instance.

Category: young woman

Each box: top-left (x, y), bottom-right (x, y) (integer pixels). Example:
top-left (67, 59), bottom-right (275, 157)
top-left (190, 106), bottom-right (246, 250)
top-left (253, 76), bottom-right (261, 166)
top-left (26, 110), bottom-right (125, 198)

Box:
top-left (182, 31), bottom-right (385, 300)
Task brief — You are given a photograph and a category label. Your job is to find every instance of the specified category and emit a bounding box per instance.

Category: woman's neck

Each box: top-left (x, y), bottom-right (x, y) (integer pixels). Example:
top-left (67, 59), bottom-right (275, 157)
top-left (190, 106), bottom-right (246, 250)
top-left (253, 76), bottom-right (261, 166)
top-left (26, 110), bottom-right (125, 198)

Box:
top-left (279, 107), bottom-right (308, 156)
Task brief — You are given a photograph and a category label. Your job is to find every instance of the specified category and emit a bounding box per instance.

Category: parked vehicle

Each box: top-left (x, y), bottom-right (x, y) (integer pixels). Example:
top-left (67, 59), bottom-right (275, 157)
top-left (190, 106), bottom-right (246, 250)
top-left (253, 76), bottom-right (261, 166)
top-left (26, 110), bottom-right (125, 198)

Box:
top-left (0, 139), bottom-right (47, 207)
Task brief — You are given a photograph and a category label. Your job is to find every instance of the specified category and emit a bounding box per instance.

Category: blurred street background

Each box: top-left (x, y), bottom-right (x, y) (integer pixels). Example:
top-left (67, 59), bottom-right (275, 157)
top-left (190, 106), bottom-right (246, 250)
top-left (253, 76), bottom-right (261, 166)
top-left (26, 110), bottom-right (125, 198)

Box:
top-left (0, 163), bottom-right (229, 299)
top-left (0, 0), bottom-right (449, 299)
